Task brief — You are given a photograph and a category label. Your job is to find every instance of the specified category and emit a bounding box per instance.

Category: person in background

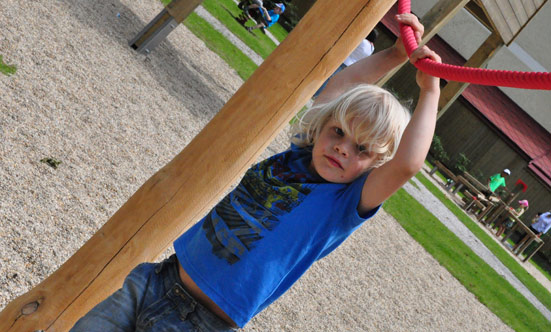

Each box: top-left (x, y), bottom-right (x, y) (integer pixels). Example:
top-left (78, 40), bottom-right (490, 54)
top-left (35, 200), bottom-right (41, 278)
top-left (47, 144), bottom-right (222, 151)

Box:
top-left (242, 2), bottom-right (285, 32)
top-left (513, 211), bottom-right (551, 254)
top-left (313, 30), bottom-right (379, 98)
top-left (494, 199), bottom-right (528, 237)
top-left (486, 168), bottom-right (510, 194)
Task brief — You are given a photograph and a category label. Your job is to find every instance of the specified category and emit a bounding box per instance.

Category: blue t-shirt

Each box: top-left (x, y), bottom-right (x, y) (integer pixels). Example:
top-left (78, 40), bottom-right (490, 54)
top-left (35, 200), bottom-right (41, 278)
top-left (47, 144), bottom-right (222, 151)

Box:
top-left (174, 146), bottom-right (379, 327)
top-left (262, 10), bottom-right (279, 27)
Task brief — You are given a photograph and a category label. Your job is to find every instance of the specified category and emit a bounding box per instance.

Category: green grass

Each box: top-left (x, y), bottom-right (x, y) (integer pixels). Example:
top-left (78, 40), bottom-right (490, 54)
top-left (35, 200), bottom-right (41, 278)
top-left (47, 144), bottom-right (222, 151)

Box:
top-left (531, 259), bottom-right (551, 282)
top-left (384, 188), bottom-right (551, 332)
top-left (0, 55), bottom-right (16, 76)
top-left (183, 12), bottom-right (257, 80)
top-left (201, 0), bottom-right (283, 59)
top-left (265, 22), bottom-right (288, 43)
top-left (163, 0), bottom-right (285, 59)
top-left (414, 171), bottom-right (551, 312)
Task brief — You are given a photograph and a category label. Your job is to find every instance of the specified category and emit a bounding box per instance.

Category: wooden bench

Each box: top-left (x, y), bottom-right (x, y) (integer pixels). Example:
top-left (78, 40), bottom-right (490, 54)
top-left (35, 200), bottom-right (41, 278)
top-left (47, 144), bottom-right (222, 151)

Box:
top-left (429, 160), bottom-right (459, 191)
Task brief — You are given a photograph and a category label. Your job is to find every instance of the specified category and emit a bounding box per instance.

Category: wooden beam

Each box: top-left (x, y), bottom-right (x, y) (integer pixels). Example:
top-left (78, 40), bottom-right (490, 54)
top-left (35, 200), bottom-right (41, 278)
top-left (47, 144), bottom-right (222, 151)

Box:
top-left (437, 31), bottom-right (503, 118)
top-left (465, 0), bottom-right (496, 31)
top-left (510, 0), bottom-right (548, 45)
top-left (167, 0), bottom-right (203, 23)
top-left (509, 0), bottom-right (529, 25)
top-left (377, 0), bottom-right (470, 87)
top-left (479, 0), bottom-right (514, 44)
top-left (0, 0), bottom-right (396, 331)
top-left (130, 0), bottom-right (202, 54)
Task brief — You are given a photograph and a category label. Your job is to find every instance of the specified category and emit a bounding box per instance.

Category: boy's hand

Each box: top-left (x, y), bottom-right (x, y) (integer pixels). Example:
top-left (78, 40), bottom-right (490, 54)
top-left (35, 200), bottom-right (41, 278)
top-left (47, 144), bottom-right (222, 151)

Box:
top-left (410, 46), bottom-right (441, 92)
top-left (394, 14), bottom-right (424, 60)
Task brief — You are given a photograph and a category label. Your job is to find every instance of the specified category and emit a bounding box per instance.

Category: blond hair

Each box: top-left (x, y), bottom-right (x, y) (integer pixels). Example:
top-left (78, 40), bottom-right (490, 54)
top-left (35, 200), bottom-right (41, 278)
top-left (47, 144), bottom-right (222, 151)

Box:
top-left (290, 84), bottom-right (411, 169)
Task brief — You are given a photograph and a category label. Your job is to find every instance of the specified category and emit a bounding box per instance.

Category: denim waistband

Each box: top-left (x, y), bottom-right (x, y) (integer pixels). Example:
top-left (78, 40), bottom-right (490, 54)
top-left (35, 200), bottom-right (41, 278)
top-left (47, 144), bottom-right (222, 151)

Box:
top-left (155, 254), bottom-right (236, 331)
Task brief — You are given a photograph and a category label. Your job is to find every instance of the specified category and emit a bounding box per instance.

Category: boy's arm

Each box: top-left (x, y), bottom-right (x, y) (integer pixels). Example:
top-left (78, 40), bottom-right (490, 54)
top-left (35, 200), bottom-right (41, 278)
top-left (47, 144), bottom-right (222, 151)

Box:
top-left (315, 14), bottom-right (423, 105)
top-left (358, 46), bottom-right (441, 215)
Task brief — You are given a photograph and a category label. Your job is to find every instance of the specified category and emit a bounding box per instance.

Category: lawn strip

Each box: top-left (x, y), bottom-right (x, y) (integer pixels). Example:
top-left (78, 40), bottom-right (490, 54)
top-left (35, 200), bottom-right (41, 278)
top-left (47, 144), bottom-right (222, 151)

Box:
top-left (183, 13), bottom-right (257, 80)
top-left (201, 0), bottom-right (280, 59)
top-left (385, 189), bottom-right (551, 332)
top-left (415, 171), bottom-right (551, 312)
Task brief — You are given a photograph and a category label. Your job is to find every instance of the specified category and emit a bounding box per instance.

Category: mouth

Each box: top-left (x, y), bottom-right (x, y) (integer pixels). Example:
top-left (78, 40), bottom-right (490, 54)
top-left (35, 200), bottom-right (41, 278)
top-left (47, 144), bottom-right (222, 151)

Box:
top-left (324, 155), bottom-right (343, 169)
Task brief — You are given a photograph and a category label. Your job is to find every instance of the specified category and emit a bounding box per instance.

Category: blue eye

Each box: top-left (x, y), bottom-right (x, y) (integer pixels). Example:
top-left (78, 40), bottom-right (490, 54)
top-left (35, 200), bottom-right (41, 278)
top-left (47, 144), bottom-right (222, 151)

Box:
top-left (334, 127), bottom-right (344, 136)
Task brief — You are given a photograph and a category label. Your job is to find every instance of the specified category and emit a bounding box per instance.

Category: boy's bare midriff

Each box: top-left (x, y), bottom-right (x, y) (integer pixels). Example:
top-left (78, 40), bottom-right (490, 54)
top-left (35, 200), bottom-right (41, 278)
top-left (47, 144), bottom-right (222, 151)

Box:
top-left (178, 264), bottom-right (238, 328)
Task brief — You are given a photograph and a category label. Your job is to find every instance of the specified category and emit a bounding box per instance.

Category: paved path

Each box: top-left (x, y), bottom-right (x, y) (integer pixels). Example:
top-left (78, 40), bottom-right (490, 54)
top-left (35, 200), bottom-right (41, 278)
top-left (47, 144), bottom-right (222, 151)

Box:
top-left (404, 176), bottom-right (551, 321)
top-left (196, 5), bottom-right (281, 67)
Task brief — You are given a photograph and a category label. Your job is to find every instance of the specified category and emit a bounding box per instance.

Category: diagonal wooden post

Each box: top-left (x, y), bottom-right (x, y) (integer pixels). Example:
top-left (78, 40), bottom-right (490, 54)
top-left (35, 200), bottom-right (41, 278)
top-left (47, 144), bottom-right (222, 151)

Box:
top-left (0, 0), bottom-right (396, 331)
top-left (437, 31), bottom-right (503, 118)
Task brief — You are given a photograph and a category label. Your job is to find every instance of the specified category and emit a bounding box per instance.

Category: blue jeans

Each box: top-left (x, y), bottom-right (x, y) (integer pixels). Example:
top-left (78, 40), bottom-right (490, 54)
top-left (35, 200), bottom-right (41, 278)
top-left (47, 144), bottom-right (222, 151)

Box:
top-left (71, 255), bottom-right (236, 332)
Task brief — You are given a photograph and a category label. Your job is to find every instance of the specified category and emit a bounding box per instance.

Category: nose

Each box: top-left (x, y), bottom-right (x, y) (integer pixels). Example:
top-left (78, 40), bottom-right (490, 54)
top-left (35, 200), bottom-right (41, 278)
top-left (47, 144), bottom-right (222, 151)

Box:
top-left (334, 143), bottom-right (349, 157)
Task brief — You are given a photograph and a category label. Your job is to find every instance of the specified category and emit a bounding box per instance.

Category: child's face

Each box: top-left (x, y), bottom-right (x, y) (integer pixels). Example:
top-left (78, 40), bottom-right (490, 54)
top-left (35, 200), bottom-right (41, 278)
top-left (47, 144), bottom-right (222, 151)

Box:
top-left (310, 119), bottom-right (377, 183)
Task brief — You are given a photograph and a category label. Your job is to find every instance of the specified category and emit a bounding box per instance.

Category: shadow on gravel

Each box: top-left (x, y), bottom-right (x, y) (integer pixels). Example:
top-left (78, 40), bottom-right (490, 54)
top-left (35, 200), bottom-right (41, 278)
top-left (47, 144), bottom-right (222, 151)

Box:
top-left (60, 0), bottom-right (233, 119)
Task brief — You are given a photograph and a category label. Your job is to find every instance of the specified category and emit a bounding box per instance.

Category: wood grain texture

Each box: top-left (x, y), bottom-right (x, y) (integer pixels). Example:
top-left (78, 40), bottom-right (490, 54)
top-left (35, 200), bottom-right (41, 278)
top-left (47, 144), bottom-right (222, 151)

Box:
top-left (167, 0), bottom-right (203, 23)
top-left (480, 0), bottom-right (514, 43)
top-left (0, 0), bottom-right (396, 331)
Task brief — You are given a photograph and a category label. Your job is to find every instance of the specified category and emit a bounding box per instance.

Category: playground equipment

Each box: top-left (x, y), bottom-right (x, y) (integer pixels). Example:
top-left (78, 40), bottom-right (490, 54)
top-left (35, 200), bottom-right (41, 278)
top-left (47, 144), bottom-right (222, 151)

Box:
top-left (0, 0), bottom-right (394, 330)
top-left (398, 0), bottom-right (550, 89)
top-left (2, 0), bottom-right (550, 330)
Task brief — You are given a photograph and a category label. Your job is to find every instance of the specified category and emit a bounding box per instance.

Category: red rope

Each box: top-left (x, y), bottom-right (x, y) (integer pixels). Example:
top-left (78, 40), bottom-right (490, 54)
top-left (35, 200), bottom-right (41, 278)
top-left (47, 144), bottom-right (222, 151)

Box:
top-left (398, 0), bottom-right (551, 90)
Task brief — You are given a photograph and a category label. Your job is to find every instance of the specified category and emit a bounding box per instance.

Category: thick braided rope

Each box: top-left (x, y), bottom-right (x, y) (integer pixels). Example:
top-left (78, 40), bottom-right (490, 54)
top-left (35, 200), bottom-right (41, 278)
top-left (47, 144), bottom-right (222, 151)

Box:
top-left (398, 0), bottom-right (551, 90)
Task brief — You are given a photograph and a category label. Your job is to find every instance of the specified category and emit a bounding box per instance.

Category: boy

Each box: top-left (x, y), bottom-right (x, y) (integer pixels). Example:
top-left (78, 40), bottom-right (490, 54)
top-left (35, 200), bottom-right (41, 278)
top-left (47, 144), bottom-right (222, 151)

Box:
top-left (72, 14), bottom-right (441, 331)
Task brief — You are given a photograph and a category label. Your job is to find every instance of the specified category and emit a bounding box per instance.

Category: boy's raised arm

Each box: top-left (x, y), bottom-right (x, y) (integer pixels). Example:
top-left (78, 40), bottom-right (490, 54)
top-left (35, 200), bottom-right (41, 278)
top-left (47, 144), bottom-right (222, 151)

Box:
top-left (315, 14), bottom-right (424, 105)
top-left (358, 45), bottom-right (441, 214)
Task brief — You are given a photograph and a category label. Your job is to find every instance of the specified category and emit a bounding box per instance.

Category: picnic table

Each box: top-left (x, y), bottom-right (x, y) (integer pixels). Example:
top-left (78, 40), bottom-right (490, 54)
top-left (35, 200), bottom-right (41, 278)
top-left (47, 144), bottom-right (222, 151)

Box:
top-left (462, 172), bottom-right (489, 194)
top-left (429, 160), bottom-right (459, 191)
top-left (454, 175), bottom-right (497, 221)
top-left (501, 218), bottom-right (545, 262)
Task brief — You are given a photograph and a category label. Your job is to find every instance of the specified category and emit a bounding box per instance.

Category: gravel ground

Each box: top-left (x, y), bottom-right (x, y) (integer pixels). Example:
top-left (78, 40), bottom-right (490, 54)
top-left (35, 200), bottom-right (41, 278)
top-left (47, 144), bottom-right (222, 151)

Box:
top-left (1, 1), bottom-right (512, 331)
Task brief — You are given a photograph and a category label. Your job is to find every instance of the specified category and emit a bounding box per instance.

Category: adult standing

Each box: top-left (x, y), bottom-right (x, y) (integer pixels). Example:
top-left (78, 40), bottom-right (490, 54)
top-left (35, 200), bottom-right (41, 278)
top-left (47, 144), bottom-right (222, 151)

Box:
top-left (485, 168), bottom-right (510, 195)
top-left (513, 211), bottom-right (551, 254)
top-left (530, 211), bottom-right (551, 237)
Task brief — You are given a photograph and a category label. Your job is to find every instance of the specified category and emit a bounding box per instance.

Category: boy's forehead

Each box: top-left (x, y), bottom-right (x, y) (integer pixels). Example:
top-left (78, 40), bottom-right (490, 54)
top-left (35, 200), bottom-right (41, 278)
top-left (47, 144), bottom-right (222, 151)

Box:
top-left (329, 117), bottom-right (370, 133)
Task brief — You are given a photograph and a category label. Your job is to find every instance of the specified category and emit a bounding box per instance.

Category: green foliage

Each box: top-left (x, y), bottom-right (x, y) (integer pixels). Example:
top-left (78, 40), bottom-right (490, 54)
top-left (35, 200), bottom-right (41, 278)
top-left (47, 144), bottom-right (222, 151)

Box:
top-left (0, 55), bottom-right (17, 76)
top-left (470, 168), bottom-right (485, 183)
top-left (40, 157), bottom-right (62, 169)
top-left (279, 1), bottom-right (301, 29)
top-left (430, 135), bottom-right (449, 163)
top-left (453, 152), bottom-right (470, 174)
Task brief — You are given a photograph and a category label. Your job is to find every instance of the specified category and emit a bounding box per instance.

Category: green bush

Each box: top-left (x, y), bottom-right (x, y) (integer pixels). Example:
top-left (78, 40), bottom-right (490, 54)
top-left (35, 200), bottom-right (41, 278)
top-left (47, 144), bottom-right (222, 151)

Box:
top-left (430, 135), bottom-right (449, 163)
top-left (453, 153), bottom-right (470, 174)
top-left (470, 168), bottom-right (485, 183)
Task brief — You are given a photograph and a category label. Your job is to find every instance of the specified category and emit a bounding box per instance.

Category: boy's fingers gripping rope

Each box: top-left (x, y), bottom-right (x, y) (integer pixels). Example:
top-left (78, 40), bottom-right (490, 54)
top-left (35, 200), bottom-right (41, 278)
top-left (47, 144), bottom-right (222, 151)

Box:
top-left (397, 0), bottom-right (551, 90)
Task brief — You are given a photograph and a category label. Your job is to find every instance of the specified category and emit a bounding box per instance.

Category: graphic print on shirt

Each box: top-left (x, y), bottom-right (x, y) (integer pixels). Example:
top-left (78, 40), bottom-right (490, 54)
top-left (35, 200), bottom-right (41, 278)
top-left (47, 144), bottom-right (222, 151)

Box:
top-left (202, 153), bottom-right (316, 264)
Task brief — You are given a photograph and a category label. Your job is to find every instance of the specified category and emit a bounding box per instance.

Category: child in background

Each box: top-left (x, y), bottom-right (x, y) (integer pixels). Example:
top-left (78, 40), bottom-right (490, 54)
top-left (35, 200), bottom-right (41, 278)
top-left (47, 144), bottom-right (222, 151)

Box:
top-left (495, 199), bottom-right (529, 237)
top-left (72, 14), bottom-right (441, 331)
